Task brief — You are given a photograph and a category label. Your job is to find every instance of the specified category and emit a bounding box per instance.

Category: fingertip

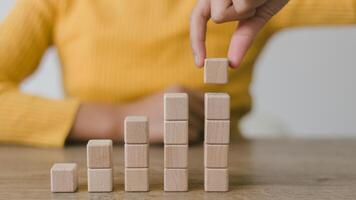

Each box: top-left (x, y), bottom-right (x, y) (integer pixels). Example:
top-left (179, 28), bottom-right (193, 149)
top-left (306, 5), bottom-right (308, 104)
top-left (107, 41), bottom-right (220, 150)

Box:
top-left (193, 51), bottom-right (206, 68)
top-left (227, 56), bottom-right (240, 69)
top-left (194, 55), bottom-right (204, 68)
top-left (228, 45), bottom-right (242, 69)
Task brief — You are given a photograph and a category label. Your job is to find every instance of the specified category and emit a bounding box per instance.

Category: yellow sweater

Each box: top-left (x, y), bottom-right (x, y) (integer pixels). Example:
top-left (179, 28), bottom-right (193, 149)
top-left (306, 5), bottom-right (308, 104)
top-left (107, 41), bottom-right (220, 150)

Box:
top-left (0, 0), bottom-right (355, 147)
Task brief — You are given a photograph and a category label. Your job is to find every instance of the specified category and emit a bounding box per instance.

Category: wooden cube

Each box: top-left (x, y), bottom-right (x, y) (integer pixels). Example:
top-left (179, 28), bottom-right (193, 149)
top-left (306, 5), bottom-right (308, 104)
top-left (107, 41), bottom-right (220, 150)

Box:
top-left (205, 168), bottom-right (229, 192)
top-left (204, 58), bottom-right (228, 84)
top-left (164, 168), bottom-right (188, 192)
top-left (125, 168), bottom-right (149, 192)
top-left (205, 120), bottom-right (230, 144)
top-left (164, 93), bottom-right (188, 120)
top-left (88, 168), bottom-right (113, 192)
top-left (164, 121), bottom-right (188, 144)
top-left (50, 163), bottom-right (78, 192)
top-left (204, 144), bottom-right (228, 168)
top-left (205, 93), bottom-right (230, 120)
top-left (125, 144), bottom-right (149, 168)
top-left (164, 145), bottom-right (188, 168)
top-left (125, 116), bottom-right (149, 144)
top-left (87, 139), bottom-right (113, 168)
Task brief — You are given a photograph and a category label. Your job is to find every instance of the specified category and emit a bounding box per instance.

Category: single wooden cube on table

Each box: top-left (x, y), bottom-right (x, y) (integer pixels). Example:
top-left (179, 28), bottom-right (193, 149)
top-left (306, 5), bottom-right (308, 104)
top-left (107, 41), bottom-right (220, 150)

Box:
top-left (125, 168), bottom-right (149, 192)
top-left (164, 168), bottom-right (188, 192)
top-left (50, 163), bottom-right (78, 193)
top-left (87, 168), bottom-right (113, 192)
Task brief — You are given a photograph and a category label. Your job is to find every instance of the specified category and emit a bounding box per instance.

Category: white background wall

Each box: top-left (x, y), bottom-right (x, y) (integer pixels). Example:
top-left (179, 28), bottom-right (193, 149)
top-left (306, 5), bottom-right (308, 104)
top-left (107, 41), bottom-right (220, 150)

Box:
top-left (1, 1), bottom-right (356, 138)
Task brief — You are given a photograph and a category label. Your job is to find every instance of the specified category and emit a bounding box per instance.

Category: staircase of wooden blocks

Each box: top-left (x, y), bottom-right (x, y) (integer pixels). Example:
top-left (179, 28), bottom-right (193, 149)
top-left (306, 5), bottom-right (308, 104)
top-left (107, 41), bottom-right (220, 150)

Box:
top-left (163, 93), bottom-right (189, 191)
top-left (50, 57), bottom-right (229, 193)
top-left (204, 58), bottom-right (230, 192)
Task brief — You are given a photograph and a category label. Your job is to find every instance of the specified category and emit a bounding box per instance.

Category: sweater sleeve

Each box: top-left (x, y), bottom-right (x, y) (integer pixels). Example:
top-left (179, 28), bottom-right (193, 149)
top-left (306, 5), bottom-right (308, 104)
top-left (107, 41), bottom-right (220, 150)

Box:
top-left (0, 0), bottom-right (80, 148)
top-left (269, 0), bottom-right (356, 30)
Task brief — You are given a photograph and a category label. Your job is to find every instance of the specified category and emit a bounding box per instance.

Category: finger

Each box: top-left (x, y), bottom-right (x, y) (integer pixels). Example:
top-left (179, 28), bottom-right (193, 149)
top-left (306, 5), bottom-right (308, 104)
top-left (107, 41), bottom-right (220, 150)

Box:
top-left (255, 0), bottom-right (268, 7)
top-left (190, 0), bottom-right (210, 67)
top-left (227, 19), bottom-right (263, 68)
top-left (210, 0), bottom-right (239, 23)
top-left (228, 0), bottom-right (287, 68)
top-left (232, 0), bottom-right (256, 16)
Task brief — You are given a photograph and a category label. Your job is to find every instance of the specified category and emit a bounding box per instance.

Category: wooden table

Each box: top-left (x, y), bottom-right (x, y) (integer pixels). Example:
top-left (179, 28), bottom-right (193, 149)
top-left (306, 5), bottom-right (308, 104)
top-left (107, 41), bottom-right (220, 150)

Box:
top-left (0, 140), bottom-right (356, 199)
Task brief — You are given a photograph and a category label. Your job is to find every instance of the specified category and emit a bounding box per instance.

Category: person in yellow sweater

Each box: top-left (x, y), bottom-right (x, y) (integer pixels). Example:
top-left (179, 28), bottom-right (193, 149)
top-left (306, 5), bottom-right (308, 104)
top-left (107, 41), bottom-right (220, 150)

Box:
top-left (0, 0), bottom-right (355, 147)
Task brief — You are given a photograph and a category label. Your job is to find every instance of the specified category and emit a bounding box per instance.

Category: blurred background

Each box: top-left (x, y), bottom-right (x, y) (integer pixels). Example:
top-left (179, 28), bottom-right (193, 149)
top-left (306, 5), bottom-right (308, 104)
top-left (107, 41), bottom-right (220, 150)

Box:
top-left (1, 1), bottom-right (356, 139)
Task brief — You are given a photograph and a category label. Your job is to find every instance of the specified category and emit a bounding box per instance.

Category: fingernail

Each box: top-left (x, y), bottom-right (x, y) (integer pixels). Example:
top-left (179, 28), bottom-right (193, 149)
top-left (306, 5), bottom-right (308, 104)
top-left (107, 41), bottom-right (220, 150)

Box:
top-left (194, 55), bottom-right (200, 66)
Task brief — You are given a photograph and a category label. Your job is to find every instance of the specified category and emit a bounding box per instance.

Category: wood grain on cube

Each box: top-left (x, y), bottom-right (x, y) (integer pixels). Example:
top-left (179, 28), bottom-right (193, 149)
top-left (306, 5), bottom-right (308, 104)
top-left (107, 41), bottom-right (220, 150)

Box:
top-left (50, 163), bottom-right (77, 192)
top-left (87, 139), bottom-right (112, 168)
top-left (204, 144), bottom-right (229, 168)
top-left (124, 116), bottom-right (149, 144)
top-left (205, 168), bottom-right (229, 192)
top-left (164, 121), bottom-right (188, 144)
top-left (164, 93), bottom-right (188, 120)
top-left (87, 168), bottom-right (113, 192)
top-left (164, 168), bottom-right (188, 192)
top-left (164, 145), bottom-right (188, 168)
top-left (204, 58), bottom-right (228, 84)
top-left (205, 120), bottom-right (230, 144)
top-left (205, 93), bottom-right (230, 120)
top-left (125, 144), bottom-right (149, 168)
top-left (125, 168), bottom-right (149, 192)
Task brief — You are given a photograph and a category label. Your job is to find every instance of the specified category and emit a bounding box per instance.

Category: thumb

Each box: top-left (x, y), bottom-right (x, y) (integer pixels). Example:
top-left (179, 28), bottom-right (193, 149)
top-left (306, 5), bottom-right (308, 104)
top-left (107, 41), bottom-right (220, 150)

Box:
top-left (227, 16), bottom-right (267, 68)
top-left (228, 0), bottom-right (288, 68)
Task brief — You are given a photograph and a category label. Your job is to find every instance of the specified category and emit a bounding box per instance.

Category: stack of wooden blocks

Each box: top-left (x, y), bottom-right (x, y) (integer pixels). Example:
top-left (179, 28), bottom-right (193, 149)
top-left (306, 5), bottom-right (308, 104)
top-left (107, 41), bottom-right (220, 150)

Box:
top-left (87, 139), bottom-right (113, 192)
top-left (124, 116), bottom-right (149, 192)
top-left (163, 93), bottom-right (189, 191)
top-left (204, 58), bottom-right (230, 192)
top-left (50, 58), bottom-right (231, 193)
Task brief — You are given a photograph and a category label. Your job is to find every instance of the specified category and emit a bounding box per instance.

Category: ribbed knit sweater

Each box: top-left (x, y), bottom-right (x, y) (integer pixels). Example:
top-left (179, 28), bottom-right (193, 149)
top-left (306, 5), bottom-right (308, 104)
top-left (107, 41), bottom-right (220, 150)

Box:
top-left (0, 0), bottom-right (355, 147)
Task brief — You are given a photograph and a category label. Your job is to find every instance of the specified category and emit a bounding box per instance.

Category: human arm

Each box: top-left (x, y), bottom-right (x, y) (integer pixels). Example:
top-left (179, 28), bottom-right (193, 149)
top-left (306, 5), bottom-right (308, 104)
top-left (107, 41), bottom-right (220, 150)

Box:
top-left (0, 0), bottom-right (81, 147)
top-left (69, 86), bottom-right (204, 144)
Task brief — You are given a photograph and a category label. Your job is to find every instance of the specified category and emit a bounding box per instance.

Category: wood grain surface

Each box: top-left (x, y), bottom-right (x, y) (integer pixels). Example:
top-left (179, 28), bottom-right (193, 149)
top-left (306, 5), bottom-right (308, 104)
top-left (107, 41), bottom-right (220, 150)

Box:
top-left (0, 140), bottom-right (356, 199)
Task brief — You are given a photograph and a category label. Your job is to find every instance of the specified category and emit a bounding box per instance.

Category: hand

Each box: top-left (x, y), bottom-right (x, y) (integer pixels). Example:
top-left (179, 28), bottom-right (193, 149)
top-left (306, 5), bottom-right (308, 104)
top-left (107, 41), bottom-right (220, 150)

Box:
top-left (190, 0), bottom-right (288, 68)
top-left (69, 86), bottom-right (204, 144)
top-left (68, 103), bottom-right (123, 141)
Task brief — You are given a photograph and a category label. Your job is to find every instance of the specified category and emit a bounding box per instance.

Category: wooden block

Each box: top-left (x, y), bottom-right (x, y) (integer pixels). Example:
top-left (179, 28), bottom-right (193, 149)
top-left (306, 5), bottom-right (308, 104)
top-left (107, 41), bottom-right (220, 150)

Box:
top-left (164, 145), bottom-right (188, 168)
top-left (87, 139), bottom-right (113, 168)
top-left (88, 168), bottom-right (113, 192)
top-left (164, 93), bottom-right (188, 120)
top-left (164, 121), bottom-right (188, 144)
top-left (205, 168), bottom-right (229, 192)
top-left (125, 144), bottom-right (149, 168)
top-left (205, 93), bottom-right (230, 120)
top-left (124, 116), bottom-right (149, 144)
top-left (50, 163), bottom-right (78, 192)
top-left (204, 58), bottom-right (228, 84)
top-left (204, 144), bottom-right (228, 168)
top-left (205, 120), bottom-right (230, 144)
top-left (125, 168), bottom-right (149, 192)
top-left (164, 168), bottom-right (188, 192)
